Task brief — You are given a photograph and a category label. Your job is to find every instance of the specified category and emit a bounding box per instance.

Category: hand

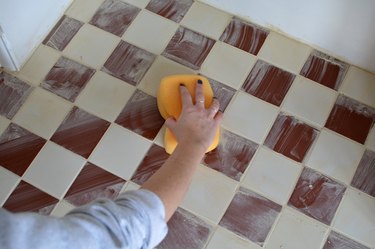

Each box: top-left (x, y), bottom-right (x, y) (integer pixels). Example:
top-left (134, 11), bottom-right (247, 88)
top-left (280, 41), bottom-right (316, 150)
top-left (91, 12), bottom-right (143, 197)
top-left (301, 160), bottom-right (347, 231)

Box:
top-left (165, 81), bottom-right (223, 152)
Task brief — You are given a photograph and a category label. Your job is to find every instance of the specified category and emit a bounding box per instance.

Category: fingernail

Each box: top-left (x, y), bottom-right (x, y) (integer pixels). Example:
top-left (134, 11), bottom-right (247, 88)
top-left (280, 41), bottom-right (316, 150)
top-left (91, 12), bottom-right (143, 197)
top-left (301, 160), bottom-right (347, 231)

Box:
top-left (197, 79), bottom-right (203, 85)
top-left (180, 83), bottom-right (184, 87)
top-left (213, 97), bottom-right (217, 99)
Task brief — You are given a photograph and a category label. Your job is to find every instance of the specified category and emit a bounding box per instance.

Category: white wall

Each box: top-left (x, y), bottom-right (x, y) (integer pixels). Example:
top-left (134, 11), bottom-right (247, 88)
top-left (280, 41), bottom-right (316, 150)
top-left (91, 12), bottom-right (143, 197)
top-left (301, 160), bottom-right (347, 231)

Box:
top-left (199, 0), bottom-right (375, 73)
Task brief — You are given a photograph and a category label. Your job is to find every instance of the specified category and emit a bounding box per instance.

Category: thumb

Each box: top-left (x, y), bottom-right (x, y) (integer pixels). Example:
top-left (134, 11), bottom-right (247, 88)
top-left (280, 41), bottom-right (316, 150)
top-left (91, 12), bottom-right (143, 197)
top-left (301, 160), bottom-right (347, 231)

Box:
top-left (165, 117), bottom-right (177, 131)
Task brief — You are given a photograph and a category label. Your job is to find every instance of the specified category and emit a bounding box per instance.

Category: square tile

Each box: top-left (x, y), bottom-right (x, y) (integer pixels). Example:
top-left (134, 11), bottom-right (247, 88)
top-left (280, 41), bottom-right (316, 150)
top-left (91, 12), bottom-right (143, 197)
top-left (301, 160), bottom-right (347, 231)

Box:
top-left (0, 123), bottom-right (46, 176)
top-left (264, 113), bottom-right (319, 162)
top-left (13, 88), bottom-right (72, 139)
top-left (0, 72), bottom-right (32, 119)
top-left (205, 76), bottom-right (236, 112)
top-left (162, 27), bottom-right (215, 70)
top-left (200, 42), bottom-right (257, 89)
top-left (115, 90), bottom-right (164, 140)
top-left (306, 129), bottom-right (364, 184)
top-left (75, 71), bottom-right (136, 121)
top-left (90, 124), bottom-right (152, 180)
top-left (102, 40), bottom-right (156, 85)
top-left (121, 0), bottom-right (150, 9)
top-left (180, 2), bottom-right (232, 40)
top-left (206, 227), bottom-right (261, 249)
top-left (41, 56), bottom-right (96, 102)
top-left (258, 32), bottom-right (312, 74)
top-left (219, 187), bottom-right (282, 245)
top-left (146, 0), bottom-right (193, 23)
top-left (351, 150), bottom-right (375, 198)
top-left (65, 0), bottom-right (106, 22)
top-left (282, 76), bottom-right (338, 127)
top-left (63, 24), bottom-right (120, 68)
top-left (50, 200), bottom-right (75, 217)
top-left (242, 60), bottom-right (295, 106)
top-left (43, 15), bottom-right (84, 51)
top-left (325, 95), bottom-right (375, 144)
top-left (220, 18), bottom-right (269, 55)
top-left (23, 141), bottom-right (86, 199)
top-left (89, 0), bottom-right (140, 36)
top-left (242, 147), bottom-right (302, 205)
top-left (0, 116), bottom-right (10, 135)
top-left (288, 167), bottom-right (346, 225)
top-left (0, 167), bottom-right (20, 206)
top-left (203, 129), bottom-right (258, 181)
top-left (323, 231), bottom-right (370, 249)
top-left (123, 10), bottom-right (179, 54)
top-left (366, 127), bottom-right (375, 151)
top-left (300, 50), bottom-right (349, 90)
top-left (223, 92), bottom-right (279, 144)
top-left (51, 107), bottom-right (110, 158)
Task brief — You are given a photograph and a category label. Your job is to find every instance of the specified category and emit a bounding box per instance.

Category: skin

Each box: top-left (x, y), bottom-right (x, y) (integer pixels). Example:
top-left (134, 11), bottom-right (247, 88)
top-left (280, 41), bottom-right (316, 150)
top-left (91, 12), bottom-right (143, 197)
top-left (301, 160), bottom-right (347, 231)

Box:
top-left (141, 82), bottom-right (223, 221)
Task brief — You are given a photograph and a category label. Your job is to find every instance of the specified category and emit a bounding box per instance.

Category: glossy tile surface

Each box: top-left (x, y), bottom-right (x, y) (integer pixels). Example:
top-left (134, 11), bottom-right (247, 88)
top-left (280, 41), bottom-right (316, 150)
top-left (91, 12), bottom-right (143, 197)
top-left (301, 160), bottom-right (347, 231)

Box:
top-left (351, 150), bottom-right (375, 197)
top-left (146, 0), bottom-right (193, 23)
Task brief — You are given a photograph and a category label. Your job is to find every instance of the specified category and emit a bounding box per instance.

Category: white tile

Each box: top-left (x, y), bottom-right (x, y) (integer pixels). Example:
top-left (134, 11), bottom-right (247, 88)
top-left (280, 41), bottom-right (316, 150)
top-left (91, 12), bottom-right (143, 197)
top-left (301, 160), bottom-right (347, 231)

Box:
top-left (242, 147), bottom-right (302, 205)
top-left (75, 71), bottom-right (136, 121)
top-left (123, 10), bottom-right (178, 54)
top-left (63, 24), bottom-right (120, 69)
top-left (181, 165), bottom-right (237, 224)
top-left (181, 2), bottom-right (232, 40)
top-left (23, 141), bottom-right (86, 199)
top-left (258, 32), bottom-right (312, 74)
top-left (223, 91), bottom-right (279, 144)
top-left (13, 88), bottom-right (72, 139)
top-left (306, 130), bottom-right (365, 184)
top-left (121, 0), bottom-right (150, 8)
top-left (153, 124), bottom-right (166, 147)
top-left (206, 227), bottom-right (261, 249)
top-left (333, 188), bottom-right (375, 247)
top-left (138, 56), bottom-right (195, 96)
top-left (0, 167), bottom-right (20, 206)
top-left (201, 42), bottom-right (257, 89)
top-left (120, 181), bottom-right (140, 193)
top-left (340, 66), bottom-right (375, 108)
top-left (366, 127), bottom-right (375, 151)
top-left (65, 0), bottom-right (106, 22)
top-left (282, 76), bottom-right (337, 127)
top-left (0, 116), bottom-right (11, 135)
top-left (89, 124), bottom-right (151, 180)
top-left (265, 208), bottom-right (328, 249)
top-left (50, 200), bottom-right (76, 217)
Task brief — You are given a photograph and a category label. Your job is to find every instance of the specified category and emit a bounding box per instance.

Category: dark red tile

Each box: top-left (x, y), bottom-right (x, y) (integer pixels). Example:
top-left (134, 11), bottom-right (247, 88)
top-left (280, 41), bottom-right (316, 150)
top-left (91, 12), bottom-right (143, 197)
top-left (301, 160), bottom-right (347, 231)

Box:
top-left (3, 181), bottom-right (58, 215)
top-left (203, 129), bottom-right (258, 181)
top-left (146, 0), bottom-right (193, 23)
top-left (43, 15), bottom-right (83, 51)
top-left (288, 167), bottom-right (346, 225)
top-left (64, 162), bottom-right (126, 206)
top-left (220, 18), bottom-right (269, 55)
top-left (325, 95), bottom-right (375, 144)
top-left (0, 123), bottom-right (46, 176)
top-left (0, 72), bottom-right (32, 119)
top-left (351, 150), bottom-right (375, 197)
top-left (102, 41), bottom-right (155, 86)
top-left (219, 187), bottom-right (281, 245)
top-left (162, 27), bottom-right (215, 70)
top-left (264, 113), bottom-right (318, 162)
top-left (157, 208), bottom-right (212, 249)
top-left (204, 76), bottom-right (236, 112)
top-left (89, 0), bottom-right (140, 36)
top-left (300, 51), bottom-right (348, 90)
top-left (323, 231), bottom-right (370, 249)
top-left (115, 90), bottom-right (164, 140)
top-left (242, 60), bottom-right (295, 106)
top-left (51, 107), bottom-right (110, 158)
top-left (41, 57), bottom-right (95, 102)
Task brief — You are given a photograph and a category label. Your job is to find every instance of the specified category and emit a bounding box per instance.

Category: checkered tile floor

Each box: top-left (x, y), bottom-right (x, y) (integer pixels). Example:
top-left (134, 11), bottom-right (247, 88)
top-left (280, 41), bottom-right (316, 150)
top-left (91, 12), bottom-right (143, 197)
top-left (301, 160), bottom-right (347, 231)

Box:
top-left (1, 0), bottom-right (374, 248)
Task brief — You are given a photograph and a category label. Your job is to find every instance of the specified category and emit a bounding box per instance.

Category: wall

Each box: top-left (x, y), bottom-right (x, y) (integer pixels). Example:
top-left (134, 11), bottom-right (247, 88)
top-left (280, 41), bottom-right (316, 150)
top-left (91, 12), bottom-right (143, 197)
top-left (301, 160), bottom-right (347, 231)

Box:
top-left (199, 0), bottom-right (375, 73)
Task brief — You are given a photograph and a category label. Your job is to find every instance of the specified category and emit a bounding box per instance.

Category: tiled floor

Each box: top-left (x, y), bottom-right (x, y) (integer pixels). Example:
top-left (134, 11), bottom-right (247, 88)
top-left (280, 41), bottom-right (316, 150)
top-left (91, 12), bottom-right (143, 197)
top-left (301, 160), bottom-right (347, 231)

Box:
top-left (1, 0), bottom-right (375, 248)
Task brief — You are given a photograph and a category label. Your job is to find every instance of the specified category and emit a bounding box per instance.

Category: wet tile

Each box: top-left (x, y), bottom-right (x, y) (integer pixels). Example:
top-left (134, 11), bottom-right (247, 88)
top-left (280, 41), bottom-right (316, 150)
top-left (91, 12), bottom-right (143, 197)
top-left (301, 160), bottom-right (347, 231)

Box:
top-left (51, 107), bottom-right (110, 158)
top-left (0, 167), bottom-right (20, 206)
top-left (41, 57), bottom-right (95, 102)
top-left (325, 95), bottom-right (375, 144)
top-left (205, 77), bottom-right (236, 112)
top-left (288, 167), bottom-right (346, 225)
top-left (351, 150), bottom-right (375, 197)
top-left (219, 187), bottom-right (281, 245)
top-left (50, 200), bottom-right (75, 217)
top-left (115, 90), bottom-right (164, 140)
top-left (242, 60), bottom-right (295, 106)
top-left (102, 40), bottom-right (155, 86)
top-left (264, 113), bottom-right (318, 162)
top-left (146, 0), bottom-right (193, 23)
top-left (3, 181), bottom-right (58, 215)
top-left (300, 50), bottom-right (349, 90)
top-left (89, 0), bottom-right (140, 36)
top-left (220, 18), bottom-right (269, 55)
top-left (323, 231), bottom-right (370, 249)
top-left (162, 26), bottom-right (215, 70)
top-left (203, 129), bottom-right (258, 181)
top-left (43, 15), bottom-right (83, 51)
top-left (0, 123), bottom-right (46, 176)
top-left (64, 162), bottom-right (126, 206)
top-left (156, 208), bottom-right (213, 249)
top-left (65, 0), bottom-right (106, 22)
top-left (0, 72), bottom-right (32, 119)
top-left (206, 227), bottom-right (261, 249)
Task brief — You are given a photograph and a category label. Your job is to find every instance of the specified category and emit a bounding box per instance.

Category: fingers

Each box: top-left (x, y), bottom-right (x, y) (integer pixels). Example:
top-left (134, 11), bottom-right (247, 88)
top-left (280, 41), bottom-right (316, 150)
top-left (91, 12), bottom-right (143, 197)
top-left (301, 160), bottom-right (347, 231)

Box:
top-left (180, 84), bottom-right (193, 108)
top-left (165, 117), bottom-right (177, 131)
top-left (214, 110), bottom-right (224, 124)
top-left (195, 80), bottom-right (205, 108)
top-left (207, 98), bottom-right (220, 119)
